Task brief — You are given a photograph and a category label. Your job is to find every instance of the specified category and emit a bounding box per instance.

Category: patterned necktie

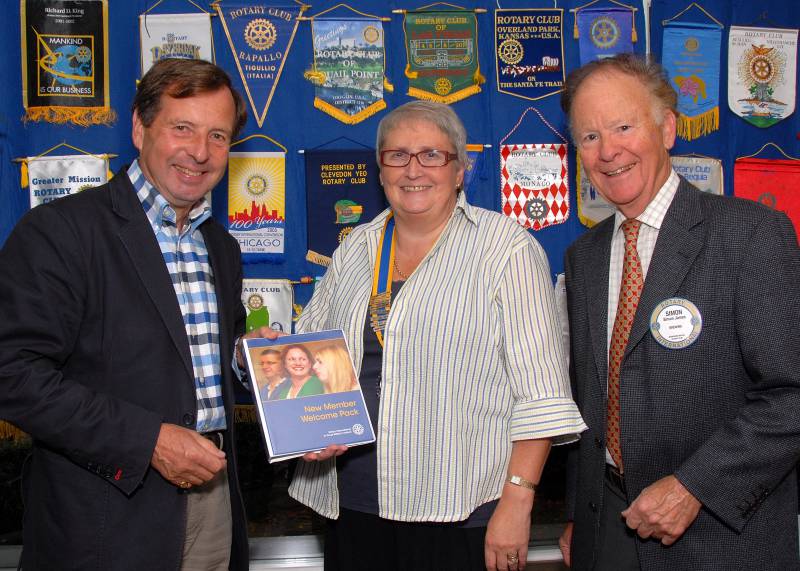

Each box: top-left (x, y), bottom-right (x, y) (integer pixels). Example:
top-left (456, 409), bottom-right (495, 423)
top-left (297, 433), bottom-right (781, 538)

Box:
top-left (607, 219), bottom-right (643, 473)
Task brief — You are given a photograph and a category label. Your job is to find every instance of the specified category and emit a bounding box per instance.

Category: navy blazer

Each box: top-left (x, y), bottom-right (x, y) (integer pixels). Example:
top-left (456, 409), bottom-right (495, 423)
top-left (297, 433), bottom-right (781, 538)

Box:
top-left (0, 170), bottom-right (248, 570)
top-left (565, 179), bottom-right (800, 570)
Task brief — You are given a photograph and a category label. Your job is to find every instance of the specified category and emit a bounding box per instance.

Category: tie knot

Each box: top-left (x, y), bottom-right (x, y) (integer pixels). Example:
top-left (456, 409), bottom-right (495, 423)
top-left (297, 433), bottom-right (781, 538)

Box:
top-left (621, 218), bottom-right (641, 241)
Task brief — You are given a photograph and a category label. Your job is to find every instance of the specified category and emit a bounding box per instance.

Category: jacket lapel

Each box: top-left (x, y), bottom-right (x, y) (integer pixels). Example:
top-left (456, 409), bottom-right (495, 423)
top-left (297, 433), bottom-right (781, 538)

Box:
top-left (112, 172), bottom-right (194, 380)
top-left (626, 180), bottom-right (705, 355)
top-left (585, 217), bottom-right (614, 394)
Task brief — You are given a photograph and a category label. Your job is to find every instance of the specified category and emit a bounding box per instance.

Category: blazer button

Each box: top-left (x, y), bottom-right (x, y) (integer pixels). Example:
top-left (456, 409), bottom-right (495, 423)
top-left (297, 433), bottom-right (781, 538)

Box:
top-left (182, 413), bottom-right (195, 426)
top-left (589, 502), bottom-right (598, 512)
top-left (594, 437), bottom-right (603, 448)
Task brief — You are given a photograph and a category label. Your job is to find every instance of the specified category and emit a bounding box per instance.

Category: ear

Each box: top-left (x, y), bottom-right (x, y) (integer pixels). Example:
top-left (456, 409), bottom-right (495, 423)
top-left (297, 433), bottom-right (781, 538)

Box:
top-left (661, 109), bottom-right (677, 151)
top-left (455, 162), bottom-right (465, 190)
top-left (131, 110), bottom-right (144, 152)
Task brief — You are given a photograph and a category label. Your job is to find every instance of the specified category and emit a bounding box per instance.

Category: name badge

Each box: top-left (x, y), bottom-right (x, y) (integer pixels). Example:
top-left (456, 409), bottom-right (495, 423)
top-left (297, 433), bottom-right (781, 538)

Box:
top-left (650, 298), bottom-right (702, 349)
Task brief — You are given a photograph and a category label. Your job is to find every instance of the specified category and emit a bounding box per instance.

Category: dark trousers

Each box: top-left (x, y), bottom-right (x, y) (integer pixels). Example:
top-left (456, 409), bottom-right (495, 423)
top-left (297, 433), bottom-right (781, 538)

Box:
top-left (325, 508), bottom-right (487, 571)
top-left (594, 467), bottom-right (641, 571)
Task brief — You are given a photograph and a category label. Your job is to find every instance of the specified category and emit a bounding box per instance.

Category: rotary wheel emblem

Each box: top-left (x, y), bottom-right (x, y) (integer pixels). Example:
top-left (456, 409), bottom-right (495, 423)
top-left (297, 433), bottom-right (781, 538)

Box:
top-left (246, 175), bottom-right (268, 196)
top-left (750, 56), bottom-right (774, 83)
top-left (590, 16), bottom-right (619, 49)
top-left (338, 226), bottom-right (354, 243)
top-left (434, 77), bottom-right (452, 96)
top-left (498, 39), bottom-right (524, 65)
top-left (245, 19), bottom-right (277, 51)
top-left (363, 25), bottom-right (380, 44)
top-left (524, 198), bottom-right (548, 222)
top-left (76, 45), bottom-right (92, 63)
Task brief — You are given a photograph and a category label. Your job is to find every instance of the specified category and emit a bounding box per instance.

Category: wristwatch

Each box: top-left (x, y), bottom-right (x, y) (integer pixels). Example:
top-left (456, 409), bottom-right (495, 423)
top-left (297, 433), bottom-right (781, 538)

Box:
top-left (506, 474), bottom-right (537, 491)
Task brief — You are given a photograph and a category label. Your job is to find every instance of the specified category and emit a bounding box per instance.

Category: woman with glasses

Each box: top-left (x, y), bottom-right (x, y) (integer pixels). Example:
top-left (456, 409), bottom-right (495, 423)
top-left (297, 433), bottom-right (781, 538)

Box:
top-left (288, 101), bottom-right (586, 571)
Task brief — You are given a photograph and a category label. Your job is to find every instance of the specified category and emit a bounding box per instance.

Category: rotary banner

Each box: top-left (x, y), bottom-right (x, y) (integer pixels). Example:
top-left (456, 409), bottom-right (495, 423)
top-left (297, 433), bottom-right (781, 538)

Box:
top-left (576, 156), bottom-right (614, 227)
top-left (242, 278), bottom-right (294, 333)
top-left (305, 18), bottom-right (392, 124)
top-left (21, 0), bottom-right (114, 125)
top-left (670, 155), bottom-right (723, 195)
top-left (227, 151), bottom-right (286, 262)
top-left (402, 9), bottom-right (484, 104)
top-left (463, 143), bottom-right (485, 198)
top-left (662, 21), bottom-right (722, 141)
top-left (734, 156), bottom-right (800, 238)
top-left (214, 1), bottom-right (307, 128)
top-left (24, 153), bottom-right (108, 209)
top-left (728, 26), bottom-right (798, 128)
top-left (304, 149), bottom-right (386, 266)
top-left (139, 12), bottom-right (214, 76)
top-left (574, 6), bottom-right (636, 65)
top-left (495, 9), bottom-right (565, 101)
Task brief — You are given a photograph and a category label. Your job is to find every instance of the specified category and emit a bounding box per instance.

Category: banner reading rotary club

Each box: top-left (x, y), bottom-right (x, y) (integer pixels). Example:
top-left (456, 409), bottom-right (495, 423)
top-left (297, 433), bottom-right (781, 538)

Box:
top-left (227, 151), bottom-right (286, 262)
top-left (402, 9), bottom-right (484, 104)
top-left (670, 155), bottom-right (723, 195)
top-left (24, 153), bottom-right (109, 209)
top-left (735, 156), bottom-right (800, 238)
top-left (501, 143), bottom-right (569, 231)
top-left (305, 19), bottom-right (392, 124)
top-left (242, 278), bottom-right (294, 333)
top-left (21, 0), bottom-right (114, 125)
top-left (495, 9), bottom-right (565, 101)
top-left (214, 1), bottom-right (307, 128)
top-left (728, 26), bottom-right (798, 128)
top-left (139, 12), bottom-right (214, 76)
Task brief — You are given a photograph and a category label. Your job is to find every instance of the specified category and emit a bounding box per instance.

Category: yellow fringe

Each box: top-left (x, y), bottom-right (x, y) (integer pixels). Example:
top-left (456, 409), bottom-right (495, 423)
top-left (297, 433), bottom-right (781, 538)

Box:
top-left (404, 64), bottom-right (419, 79)
top-left (677, 107), bottom-right (719, 141)
top-left (407, 83), bottom-right (482, 104)
top-left (383, 76), bottom-right (394, 93)
top-left (632, 25), bottom-right (637, 43)
top-left (0, 420), bottom-right (29, 443)
top-left (24, 106), bottom-right (117, 127)
top-left (306, 249), bottom-right (332, 267)
top-left (234, 405), bottom-right (258, 424)
top-left (303, 69), bottom-right (327, 85)
top-left (573, 17), bottom-right (579, 39)
top-left (21, 162), bottom-right (28, 188)
top-left (313, 97), bottom-right (386, 124)
top-left (473, 67), bottom-right (485, 85)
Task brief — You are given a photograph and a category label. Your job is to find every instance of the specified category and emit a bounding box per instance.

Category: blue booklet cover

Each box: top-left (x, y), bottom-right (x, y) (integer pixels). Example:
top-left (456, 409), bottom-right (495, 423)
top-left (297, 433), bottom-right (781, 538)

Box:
top-left (243, 329), bottom-right (375, 462)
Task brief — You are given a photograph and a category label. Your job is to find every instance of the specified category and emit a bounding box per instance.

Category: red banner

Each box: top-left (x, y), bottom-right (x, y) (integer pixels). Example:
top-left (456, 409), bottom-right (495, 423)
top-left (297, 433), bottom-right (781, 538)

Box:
top-left (734, 158), bottom-right (800, 239)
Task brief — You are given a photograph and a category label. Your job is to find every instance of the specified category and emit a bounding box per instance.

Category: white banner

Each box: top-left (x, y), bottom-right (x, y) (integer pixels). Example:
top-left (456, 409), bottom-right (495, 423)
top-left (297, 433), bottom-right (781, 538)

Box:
top-left (576, 155), bottom-right (614, 227)
top-left (242, 278), bottom-right (294, 333)
top-left (670, 155), bottom-right (724, 195)
top-left (27, 154), bottom-right (108, 209)
top-left (139, 13), bottom-right (214, 76)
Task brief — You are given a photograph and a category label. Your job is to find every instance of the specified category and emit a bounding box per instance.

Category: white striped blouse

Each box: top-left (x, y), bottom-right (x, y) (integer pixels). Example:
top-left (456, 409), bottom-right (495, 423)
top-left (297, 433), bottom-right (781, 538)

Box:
top-left (289, 191), bottom-right (587, 521)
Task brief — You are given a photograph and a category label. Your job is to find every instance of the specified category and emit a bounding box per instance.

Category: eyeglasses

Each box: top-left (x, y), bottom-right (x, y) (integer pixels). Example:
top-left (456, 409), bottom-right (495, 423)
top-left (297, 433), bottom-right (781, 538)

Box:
top-left (380, 149), bottom-right (459, 168)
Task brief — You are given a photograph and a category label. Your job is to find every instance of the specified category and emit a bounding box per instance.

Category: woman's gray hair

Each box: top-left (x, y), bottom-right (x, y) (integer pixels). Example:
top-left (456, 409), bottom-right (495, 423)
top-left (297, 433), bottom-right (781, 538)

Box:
top-left (376, 101), bottom-right (468, 166)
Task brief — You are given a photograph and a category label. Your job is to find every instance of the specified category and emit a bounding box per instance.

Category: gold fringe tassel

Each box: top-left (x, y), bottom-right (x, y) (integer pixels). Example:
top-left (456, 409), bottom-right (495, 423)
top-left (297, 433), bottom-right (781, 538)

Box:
top-left (383, 76), bottom-right (394, 93)
top-left (306, 249), bottom-right (333, 266)
top-left (303, 69), bottom-right (327, 85)
top-left (573, 16), bottom-right (579, 39)
top-left (0, 420), bottom-right (29, 443)
top-left (21, 162), bottom-right (29, 188)
top-left (407, 83), bottom-right (482, 105)
top-left (632, 25), bottom-right (637, 43)
top-left (404, 64), bottom-right (419, 79)
top-left (24, 106), bottom-right (117, 127)
top-left (473, 66), bottom-right (486, 86)
top-left (234, 405), bottom-right (258, 424)
top-left (677, 107), bottom-right (719, 141)
top-left (313, 97), bottom-right (386, 124)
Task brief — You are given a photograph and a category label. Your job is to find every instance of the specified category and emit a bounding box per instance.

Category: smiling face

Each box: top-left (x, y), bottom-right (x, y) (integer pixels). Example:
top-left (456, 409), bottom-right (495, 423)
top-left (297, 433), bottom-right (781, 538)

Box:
top-left (284, 347), bottom-right (312, 381)
top-left (570, 70), bottom-right (676, 219)
top-left (379, 119), bottom-right (464, 224)
top-left (132, 87), bottom-right (236, 227)
top-left (312, 356), bottom-right (329, 382)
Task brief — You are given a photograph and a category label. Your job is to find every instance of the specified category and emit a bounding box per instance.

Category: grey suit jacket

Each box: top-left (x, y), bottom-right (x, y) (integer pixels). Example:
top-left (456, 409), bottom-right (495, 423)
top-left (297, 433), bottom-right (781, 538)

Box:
top-left (0, 170), bottom-right (249, 569)
top-left (565, 178), bottom-right (800, 570)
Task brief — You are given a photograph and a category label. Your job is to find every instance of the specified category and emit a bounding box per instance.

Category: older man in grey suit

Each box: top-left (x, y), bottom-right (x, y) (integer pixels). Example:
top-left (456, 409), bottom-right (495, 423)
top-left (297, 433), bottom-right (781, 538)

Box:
top-left (559, 53), bottom-right (800, 570)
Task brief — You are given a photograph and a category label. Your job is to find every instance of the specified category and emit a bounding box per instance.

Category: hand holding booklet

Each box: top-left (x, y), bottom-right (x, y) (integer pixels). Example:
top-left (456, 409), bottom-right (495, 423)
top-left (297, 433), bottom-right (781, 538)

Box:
top-left (242, 329), bottom-right (375, 462)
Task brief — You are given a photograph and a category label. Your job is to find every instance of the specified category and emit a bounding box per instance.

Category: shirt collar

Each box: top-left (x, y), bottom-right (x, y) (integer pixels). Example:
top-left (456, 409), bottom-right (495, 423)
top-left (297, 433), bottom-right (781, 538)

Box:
top-left (128, 159), bottom-right (211, 233)
top-left (614, 168), bottom-right (680, 233)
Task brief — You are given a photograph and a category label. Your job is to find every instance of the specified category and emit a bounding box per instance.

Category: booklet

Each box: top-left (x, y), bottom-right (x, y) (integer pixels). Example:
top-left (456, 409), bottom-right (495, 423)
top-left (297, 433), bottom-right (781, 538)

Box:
top-left (242, 329), bottom-right (375, 462)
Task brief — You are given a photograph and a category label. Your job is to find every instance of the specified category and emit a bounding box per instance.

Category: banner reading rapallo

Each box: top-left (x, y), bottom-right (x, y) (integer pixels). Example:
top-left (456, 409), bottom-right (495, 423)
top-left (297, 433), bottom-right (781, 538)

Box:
top-left (139, 12), bottom-right (214, 76)
top-left (305, 19), bottom-right (391, 124)
top-left (495, 9), bottom-right (565, 101)
top-left (24, 153), bottom-right (108, 209)
top-left (227, 152), bottom-right (286, 262)
top-left (21, 0), bottom-right (114, 125)
top-left (214, 1), bottom-right (307, 127)
top-left (403, 9), bottom-right (484, 104)
top-left (728, 26), bottom-right (798, 128)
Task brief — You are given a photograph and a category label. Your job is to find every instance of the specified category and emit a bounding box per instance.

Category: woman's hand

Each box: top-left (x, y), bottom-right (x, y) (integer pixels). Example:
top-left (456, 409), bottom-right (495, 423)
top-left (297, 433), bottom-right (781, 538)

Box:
top-left (301, 444), bottom-right (348, 462)
top-left (484, 490), bottom-right (532, 571)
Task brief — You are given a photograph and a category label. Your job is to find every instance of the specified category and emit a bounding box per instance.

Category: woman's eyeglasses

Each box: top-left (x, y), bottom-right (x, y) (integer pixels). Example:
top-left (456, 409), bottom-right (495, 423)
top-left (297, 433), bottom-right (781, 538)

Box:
top-left (380, 149), bottom-right (458, 168)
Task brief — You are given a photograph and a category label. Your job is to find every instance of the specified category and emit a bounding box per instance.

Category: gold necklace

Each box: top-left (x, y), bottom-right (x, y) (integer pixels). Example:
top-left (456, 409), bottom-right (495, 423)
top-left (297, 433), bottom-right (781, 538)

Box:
top-left (393, 258), bottom-right (410, 280)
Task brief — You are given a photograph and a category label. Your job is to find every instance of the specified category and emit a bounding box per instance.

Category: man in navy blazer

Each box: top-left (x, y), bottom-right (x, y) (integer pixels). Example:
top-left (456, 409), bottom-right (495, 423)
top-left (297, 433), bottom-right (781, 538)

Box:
top-left (0, 59), bottom-right (250, 569)
top-left (559, 54), bottom-right (800, 570)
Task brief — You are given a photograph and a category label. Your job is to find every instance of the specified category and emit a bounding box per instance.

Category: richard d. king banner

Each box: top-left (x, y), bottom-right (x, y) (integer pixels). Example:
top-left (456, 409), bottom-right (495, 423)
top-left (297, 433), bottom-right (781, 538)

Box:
top-left (24, 153), bottom-right (108, 209)
top-left (242, 278), bottom-right (294, 333)
top-left (139, 12), bottom-right (214, 76)
top-left (495, 9), bottom-right (565, 101)
top-left (227, 151), bottom-right (286, 262)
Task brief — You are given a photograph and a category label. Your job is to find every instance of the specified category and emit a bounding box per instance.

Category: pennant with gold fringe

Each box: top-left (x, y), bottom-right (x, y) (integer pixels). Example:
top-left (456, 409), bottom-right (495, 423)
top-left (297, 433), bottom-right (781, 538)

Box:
top-left (303, 5), bottom-right (393, 124)
top-left (400, 3), bottom-right (485, 104)
top-left (661, 5), bottom-right (723, 141)
top-left (21, 0), bottom-right (115, 126)
top-left (213, 0), bottom-right (307, 128)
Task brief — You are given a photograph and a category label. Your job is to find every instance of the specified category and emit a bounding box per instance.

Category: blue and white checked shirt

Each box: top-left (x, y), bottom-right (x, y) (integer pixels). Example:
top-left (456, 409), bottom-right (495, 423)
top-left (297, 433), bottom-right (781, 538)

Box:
top-left (129, 161), bottom-right (226, 433)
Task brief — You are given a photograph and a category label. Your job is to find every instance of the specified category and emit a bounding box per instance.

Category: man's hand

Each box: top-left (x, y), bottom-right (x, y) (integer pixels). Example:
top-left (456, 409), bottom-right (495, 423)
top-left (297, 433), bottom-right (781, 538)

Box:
top-left (622, 475), bottom-right (702, 545)
top-left (150, 423), bottom-right (226, 488)
top-left (559, 522), bottom-right (573, 567)
top-left (236, 326), bottom-right (283, 368)
top-left (484, 488), bottom-right (533, 570)
top-left (301, 444), bottom-right (347, 462)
